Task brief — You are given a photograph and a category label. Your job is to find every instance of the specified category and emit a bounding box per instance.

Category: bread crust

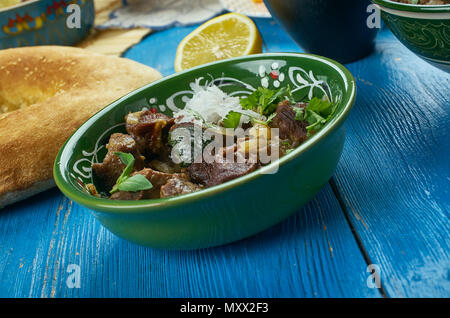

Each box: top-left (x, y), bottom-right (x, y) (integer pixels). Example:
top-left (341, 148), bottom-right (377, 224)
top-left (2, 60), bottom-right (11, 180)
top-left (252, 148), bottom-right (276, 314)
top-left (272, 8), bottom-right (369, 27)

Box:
top-left (0, 46), bottom-right (162, 208)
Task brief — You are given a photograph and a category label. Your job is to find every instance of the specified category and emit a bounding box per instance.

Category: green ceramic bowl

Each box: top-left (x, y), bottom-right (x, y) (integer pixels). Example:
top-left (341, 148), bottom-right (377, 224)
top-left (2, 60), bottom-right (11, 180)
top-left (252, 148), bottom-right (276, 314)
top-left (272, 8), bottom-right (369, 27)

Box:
top-left (372, 0), bottom-right (450, 72)
top-left (54, 53), bottom-right (356, 250)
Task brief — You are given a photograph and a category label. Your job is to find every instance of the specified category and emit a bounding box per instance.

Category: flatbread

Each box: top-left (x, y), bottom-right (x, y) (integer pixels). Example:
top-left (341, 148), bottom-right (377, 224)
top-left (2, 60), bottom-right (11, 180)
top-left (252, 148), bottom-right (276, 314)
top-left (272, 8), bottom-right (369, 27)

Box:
top-left (0, 46), bottom-right (162, 208)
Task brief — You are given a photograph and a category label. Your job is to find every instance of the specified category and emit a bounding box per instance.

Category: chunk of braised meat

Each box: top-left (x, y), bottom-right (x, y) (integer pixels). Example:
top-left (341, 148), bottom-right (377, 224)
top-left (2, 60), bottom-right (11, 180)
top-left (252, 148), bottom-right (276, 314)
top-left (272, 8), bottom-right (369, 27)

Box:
top-left (160, 177), bottom-right (203, 198)
top-left (110, 190), bottom-right (151, 201)
top-left (270, 100), bottom-right (308, 148)
top-left (187, 152), bottom-right (258, 187)
top-left (110, 168), bottom-right (190, 200)
top-left (148, 158), bottom-right (182, 174)
top-left (92, 133), bottom-right (145, 191)
top-left (125, 110), bottom-right (175, 157)
top-left (137, 168), bottom-right (189, 188)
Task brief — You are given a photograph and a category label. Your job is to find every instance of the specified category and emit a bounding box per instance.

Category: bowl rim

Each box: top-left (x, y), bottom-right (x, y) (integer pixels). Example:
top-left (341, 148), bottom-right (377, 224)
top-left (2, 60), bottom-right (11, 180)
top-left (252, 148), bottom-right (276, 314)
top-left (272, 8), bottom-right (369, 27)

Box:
top-left (372, 0), bottom-right (450, 13)
top-left (53, 52), bottom-right (356, 214)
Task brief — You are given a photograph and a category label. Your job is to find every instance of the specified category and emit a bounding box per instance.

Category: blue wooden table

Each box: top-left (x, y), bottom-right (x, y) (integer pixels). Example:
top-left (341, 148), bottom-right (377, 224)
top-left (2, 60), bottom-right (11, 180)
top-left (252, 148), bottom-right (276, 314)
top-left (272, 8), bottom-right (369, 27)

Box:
top-left (0, 18), bottom-right (449, 298)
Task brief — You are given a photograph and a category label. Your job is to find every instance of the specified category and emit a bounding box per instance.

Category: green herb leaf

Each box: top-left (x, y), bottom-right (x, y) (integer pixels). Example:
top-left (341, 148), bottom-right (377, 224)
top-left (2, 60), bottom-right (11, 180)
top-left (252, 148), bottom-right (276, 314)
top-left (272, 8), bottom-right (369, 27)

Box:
top-left (240, 85), bottom-right (294, 116)
top-left (307, 97), bottom-right (334, 118)
top-left (251, 112), bottom-right (277, 126)
top-left (268, 86), bottom-right (290, 105)
top-left (265, 112), bottom-right (277, 124)
top-left (240, 92), bottom-right (259, 110)
top-left (257, 87), bottom-right (275, 113)
top-left (115, 174), bottom-right (153, 192)
top-left (110, 151), bottom-right (153, 194)
top-left (293, 106), bottom-right (305, 121)
top-left (305, 111), bottom-right (327, 134)
top-left (285, 148), bottom-right (295, 155)
top-left (114, 152), bottom-right (135, 183)
top-left (222, 111), bottom-right (242, 129)
top-left (293, 97), bottom-right (336, 136)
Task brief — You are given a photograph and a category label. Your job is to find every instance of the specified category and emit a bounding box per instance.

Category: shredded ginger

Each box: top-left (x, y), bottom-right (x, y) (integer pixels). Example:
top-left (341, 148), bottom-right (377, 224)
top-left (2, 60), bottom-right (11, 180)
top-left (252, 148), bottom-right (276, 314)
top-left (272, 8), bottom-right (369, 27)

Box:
top-left (174, 79), bottom-right (264, 127)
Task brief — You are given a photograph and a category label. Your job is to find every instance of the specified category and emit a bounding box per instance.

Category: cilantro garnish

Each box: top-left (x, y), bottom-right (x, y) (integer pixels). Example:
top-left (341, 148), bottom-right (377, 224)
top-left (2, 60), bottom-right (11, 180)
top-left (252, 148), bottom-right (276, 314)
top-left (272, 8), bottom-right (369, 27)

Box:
top-left (294, 97), bottom-right (336, 135)
top-left (240, 86), bottom-right (336, 135)
top-left (251, 112), bottom-right (277, 126)
top-left (222, 111), bottom-right (242, 129)
top-left (240, 85), bottom-right (294, 116)
top-left (110, 152), bottom-right (153, 194)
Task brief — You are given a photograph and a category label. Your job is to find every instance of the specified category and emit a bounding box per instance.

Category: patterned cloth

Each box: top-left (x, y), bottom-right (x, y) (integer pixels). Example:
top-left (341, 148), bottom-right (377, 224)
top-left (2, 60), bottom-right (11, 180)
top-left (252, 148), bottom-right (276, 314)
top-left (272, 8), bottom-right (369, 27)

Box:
top-left (77, 0), bottom-right (150, 56)
top-left (220, 0), bottom-right (270, 18)
top-left (81, 0), bottom-right (271, 55)
top-left (99, 0), bottom-right (225, 30)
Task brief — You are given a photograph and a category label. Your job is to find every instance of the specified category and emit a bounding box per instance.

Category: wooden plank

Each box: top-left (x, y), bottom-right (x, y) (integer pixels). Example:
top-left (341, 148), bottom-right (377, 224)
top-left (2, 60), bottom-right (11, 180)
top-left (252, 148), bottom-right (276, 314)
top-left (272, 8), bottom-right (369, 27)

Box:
top-left (0, 189), bottom-right (64, 298)
top-left (254, 18), bottom-right (303, 54)
top-left (122, 18), bottom-right (302, 76)
top-left (0, 185), bottom-right (379, 297)
top-left (0, 21), bottom-right (379, 298)
top-left (330, 29), bottom-right (450, 297)
top-left (124, 25), bottom-right (197, 76)
top-left (257, 19), bottom-right (450, 297)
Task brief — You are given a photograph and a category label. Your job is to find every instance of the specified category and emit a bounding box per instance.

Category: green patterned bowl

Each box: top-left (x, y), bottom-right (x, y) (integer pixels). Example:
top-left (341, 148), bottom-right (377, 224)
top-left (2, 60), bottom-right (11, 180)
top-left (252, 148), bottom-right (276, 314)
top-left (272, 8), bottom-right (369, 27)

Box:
top-left (54, 53), bottom-right (356, 250)
top-left (372, 0), bottom-right (450, 72)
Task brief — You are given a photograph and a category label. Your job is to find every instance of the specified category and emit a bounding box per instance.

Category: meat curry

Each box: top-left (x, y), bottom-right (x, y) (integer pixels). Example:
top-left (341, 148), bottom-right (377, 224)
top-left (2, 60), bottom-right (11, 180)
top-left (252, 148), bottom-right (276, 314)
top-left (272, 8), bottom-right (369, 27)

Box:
top-left (88, 83), bottom-right (336, 200)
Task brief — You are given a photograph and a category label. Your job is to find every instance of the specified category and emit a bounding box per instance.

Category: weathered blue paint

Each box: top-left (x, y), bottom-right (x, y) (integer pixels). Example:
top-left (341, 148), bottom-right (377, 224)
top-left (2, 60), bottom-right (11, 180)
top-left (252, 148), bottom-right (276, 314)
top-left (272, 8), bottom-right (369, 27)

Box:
top-left (0, 17), bottom-right (447, 298)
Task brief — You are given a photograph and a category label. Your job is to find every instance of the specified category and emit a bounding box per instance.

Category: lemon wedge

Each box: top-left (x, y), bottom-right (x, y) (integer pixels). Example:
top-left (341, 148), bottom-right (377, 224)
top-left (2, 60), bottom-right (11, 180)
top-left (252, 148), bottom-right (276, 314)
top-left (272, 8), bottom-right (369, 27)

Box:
top-left (174, 13), bottom-right (262, 72)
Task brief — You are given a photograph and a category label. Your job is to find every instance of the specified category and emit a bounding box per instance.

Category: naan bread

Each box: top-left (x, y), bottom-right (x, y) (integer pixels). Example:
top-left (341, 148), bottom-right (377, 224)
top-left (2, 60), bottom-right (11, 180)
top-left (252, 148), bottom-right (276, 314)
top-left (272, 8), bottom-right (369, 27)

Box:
top-left (0, 46), bottom-right (161, 208)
